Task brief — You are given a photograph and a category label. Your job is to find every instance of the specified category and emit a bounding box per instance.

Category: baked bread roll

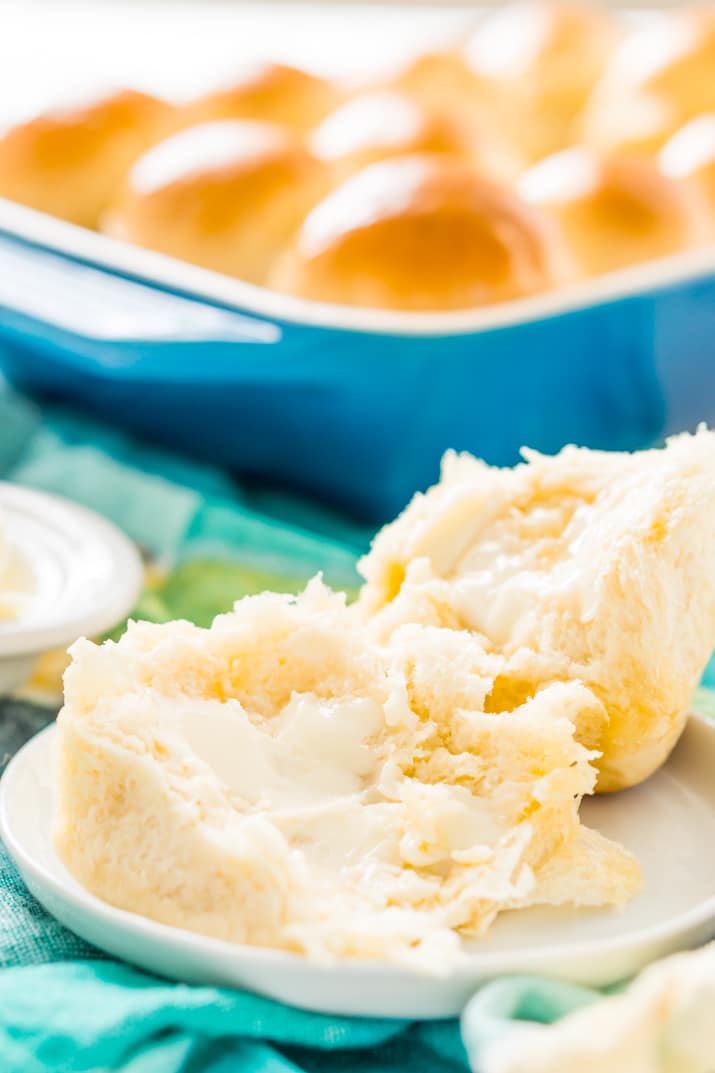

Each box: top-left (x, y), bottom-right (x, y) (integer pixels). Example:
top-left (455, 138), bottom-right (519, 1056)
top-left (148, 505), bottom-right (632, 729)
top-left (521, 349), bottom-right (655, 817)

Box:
top-left (56, 578), bottom-right (639, 963)
top-left (518, 146), bottom-right (705, 277)
top-left (382, 48), bottom-right (499, 121)
top-left (103, 120), bottom-right (330, 283)
top-left (358, 429), bottom-right (715, 792)
top-left (660, 114), bottom-right (715, 225)
top-left (582, 8), bottom-right (715, 158)
top-left (466, 1), bottom-right (619, 161)
top-left (310, 90), bottom-right (521, 184)
top-left (465, 939), bottom-right (715, 1073)
top-left (269, 155), bottom-right (569, 311)
top-left (0, 89), bottom-right (175, 228)
top-left (181, 62), bottom-right (341, 132)
top-left (378, 48), bottom-right (519, 156)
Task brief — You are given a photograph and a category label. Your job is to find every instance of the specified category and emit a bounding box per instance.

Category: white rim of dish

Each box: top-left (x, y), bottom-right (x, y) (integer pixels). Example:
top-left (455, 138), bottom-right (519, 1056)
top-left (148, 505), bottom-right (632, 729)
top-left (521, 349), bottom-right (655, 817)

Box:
top-left (3, 718), bottom-right (715, 983)
top-left (1, 198), bottom-right (714, 338)
top-left (0, 483), bottom-right (143, 657)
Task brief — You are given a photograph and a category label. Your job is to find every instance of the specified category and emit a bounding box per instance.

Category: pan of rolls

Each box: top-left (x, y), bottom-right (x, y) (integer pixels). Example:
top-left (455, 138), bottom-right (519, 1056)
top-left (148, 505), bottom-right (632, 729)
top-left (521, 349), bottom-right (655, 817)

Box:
top-left (0, 2), bottom-right (713, 520)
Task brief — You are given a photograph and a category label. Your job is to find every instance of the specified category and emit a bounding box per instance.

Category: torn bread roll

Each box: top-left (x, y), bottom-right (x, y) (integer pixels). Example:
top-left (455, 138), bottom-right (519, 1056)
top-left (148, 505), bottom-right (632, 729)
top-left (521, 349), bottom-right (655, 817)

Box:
top-left (358, 429), bottom-right (715, 792)
top-left (465, 940), bottom-right (715, 1073)
top-left (56, 579), bottom-right (639, 966)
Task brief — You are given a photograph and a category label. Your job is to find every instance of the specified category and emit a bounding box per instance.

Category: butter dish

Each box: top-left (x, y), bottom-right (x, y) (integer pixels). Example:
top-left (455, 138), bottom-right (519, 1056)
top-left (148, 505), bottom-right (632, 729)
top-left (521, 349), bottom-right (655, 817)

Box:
top-left (0, 483), bottom-right (142, 694)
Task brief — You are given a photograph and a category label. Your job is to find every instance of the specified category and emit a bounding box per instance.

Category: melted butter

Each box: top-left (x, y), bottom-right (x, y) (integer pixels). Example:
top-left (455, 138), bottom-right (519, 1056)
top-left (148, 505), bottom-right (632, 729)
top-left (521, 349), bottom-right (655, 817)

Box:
top-left (448, 499), bottom-right (597, 644)
top-left (178, 692), bottom-right (397, 876)
top-left (176, 689), bottom-right (512, 886)
top-left (179, 693), bottom-right (383, 809)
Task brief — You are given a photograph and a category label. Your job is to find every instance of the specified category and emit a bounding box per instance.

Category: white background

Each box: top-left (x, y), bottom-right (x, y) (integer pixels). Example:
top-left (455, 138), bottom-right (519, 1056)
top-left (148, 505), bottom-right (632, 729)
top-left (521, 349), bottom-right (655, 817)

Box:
top-left (0, 1), bottom-right (672, 123)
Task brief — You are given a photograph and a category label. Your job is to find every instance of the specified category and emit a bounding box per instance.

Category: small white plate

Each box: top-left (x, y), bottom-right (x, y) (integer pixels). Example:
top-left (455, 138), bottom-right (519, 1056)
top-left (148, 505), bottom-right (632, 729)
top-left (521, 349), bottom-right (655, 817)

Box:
top-left (0, 483), bottom-right (143, 692)
top-left (3, 717), bottom-right (715, 1020)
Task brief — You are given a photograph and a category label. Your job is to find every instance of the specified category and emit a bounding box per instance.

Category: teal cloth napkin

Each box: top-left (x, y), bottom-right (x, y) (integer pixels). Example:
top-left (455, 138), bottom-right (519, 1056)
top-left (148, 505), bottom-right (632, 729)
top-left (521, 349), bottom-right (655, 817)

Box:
top-left (0, 384), bottom-right (713, 1073)
top-left (0, 961), bottom-right (469, 1073)
top-left (4, 400), bottom-right (365, 582)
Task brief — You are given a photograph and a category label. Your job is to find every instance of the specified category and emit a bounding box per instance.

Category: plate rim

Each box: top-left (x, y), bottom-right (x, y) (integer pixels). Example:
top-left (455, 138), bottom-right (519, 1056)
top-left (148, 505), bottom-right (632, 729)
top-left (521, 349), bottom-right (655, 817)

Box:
top-left (3, 718), bottom-right (715, 986)
top-left (0, 482), bottom-right (143, 657)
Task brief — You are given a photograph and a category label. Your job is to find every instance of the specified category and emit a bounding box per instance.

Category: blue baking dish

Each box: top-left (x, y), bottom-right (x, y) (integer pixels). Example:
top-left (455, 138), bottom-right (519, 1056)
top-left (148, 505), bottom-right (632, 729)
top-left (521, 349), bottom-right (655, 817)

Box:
top-left (0, 199), bottom-right (713, 522)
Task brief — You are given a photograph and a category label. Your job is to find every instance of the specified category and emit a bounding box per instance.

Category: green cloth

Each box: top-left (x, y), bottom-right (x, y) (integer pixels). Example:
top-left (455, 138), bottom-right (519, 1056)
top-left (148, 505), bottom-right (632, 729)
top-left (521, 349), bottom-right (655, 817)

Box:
top-left (0, 384), bottom-right (713, 1073)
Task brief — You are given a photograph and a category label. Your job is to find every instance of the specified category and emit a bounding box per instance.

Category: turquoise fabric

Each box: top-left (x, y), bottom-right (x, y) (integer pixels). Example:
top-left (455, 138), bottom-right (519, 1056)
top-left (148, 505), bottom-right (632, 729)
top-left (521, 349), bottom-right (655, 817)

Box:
top-left (0, 962), bottom-right (469, 1073)
top-left (0, 389), bottom-right (365, 582)
top-left (0, 383), bottom-right (713, 1072)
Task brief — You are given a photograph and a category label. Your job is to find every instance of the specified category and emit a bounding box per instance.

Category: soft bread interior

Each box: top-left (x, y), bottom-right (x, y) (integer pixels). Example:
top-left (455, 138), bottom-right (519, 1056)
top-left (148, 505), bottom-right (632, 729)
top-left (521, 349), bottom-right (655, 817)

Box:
top-left (57, 579), bottom-right (639, 966)
top-left (359, 429), bottom-right (715, 791)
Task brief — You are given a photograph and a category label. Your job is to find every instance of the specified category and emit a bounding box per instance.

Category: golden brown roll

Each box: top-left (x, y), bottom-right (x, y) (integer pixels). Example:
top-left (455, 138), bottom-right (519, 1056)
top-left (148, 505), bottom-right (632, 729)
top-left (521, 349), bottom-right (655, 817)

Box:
top-left (466, 1), bottom-right (619, 161)
top-left (659, 115), bottom-right (715, 224)
top-left (582, 8), bottom-right (715, 158)
top-left (269, 155), bottom-right (569, 312)
top-left (104, 120), bottom-right (330, 283)
top-left (309, 90), bottom-right (521, 184)
top-left (0, 89), bottom-right (175, 228)
top-left (383, 48), bottom-right (499, 119)
top-left (519, 146), bottom-right (706, 277)
top-left (380, 48), bottom-right (526, 168)
top-left (181, 63), bottom-right (341, 132)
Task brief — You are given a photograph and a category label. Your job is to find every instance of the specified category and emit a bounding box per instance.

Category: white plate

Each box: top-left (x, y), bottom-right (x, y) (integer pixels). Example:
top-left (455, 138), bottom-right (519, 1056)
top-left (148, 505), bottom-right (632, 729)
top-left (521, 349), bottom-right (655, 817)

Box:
top-left (3, 718), bottom-right (715, 1019)
top-left (0, 483), bottom-right (143, 692)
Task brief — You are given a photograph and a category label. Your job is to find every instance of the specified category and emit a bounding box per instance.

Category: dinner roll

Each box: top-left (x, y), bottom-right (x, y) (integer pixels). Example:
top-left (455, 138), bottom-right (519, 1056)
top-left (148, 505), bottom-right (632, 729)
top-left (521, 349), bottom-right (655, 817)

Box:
top-left (466, 1), bottom-right (619, 161)
top-left (358, 429), bottom-right (715, 793)
top-left (519, 146), bottom-right (705, 277)
top-left (384, 48), bottom-right (498, 118)
top-left (269, 155), bottom-right (569, 312)
top-left (660, 115), bottom-right (715, 224)
top-left (104, 120), bottom-right (329, 283)
top-left (379, 48), bottom-right (519, 150)
top-left (181, 63), bottom-right (341, 132)
top-left (0, 89), bottom-right (175, 228)
top-left (582, 8), bottom-right (715, 158)
top-left (310, 90), bottom-right (521, 184)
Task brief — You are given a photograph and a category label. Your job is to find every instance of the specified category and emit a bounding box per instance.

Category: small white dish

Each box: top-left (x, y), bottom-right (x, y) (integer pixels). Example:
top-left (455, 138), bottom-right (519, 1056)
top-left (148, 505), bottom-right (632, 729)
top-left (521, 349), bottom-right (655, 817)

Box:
top-left (0, 483), bottom-right (143, 692)
top-left (3, 715), bottom-right (715, 1019)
